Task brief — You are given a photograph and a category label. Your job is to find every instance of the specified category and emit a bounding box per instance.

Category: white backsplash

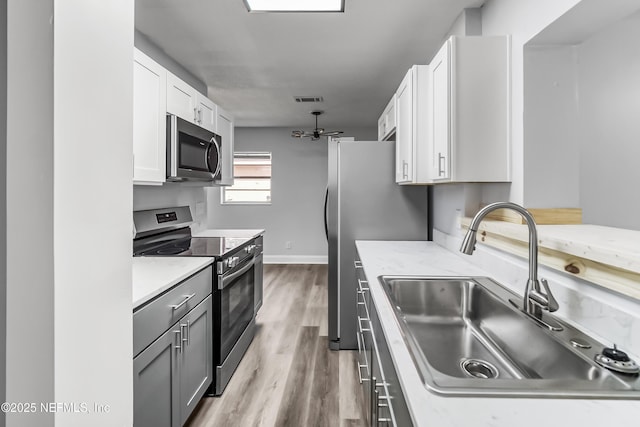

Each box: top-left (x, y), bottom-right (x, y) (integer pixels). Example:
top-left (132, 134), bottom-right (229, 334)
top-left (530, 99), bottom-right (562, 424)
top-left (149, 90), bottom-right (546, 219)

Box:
top-left (434, 229), bottom-right (640, 360)
top-left (133, 184), bottom-right (208, 233)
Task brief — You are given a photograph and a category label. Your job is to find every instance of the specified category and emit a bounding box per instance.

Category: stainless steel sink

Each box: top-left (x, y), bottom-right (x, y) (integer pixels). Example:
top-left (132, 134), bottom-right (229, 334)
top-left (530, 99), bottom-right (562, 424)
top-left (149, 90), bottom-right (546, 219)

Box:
top-left (379, 276), bottom-right (640, 398)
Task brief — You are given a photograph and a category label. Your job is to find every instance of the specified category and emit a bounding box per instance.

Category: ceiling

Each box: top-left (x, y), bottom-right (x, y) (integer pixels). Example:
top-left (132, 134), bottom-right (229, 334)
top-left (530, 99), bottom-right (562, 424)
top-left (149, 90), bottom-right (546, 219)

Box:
top-left (135, 0), bottom-right (485, 128)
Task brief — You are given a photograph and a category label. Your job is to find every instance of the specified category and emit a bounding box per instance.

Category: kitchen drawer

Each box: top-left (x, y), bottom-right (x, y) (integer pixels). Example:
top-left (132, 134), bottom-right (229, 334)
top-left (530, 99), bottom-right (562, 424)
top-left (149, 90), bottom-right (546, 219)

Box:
top-left (134, 266), bottom-right (212, 357)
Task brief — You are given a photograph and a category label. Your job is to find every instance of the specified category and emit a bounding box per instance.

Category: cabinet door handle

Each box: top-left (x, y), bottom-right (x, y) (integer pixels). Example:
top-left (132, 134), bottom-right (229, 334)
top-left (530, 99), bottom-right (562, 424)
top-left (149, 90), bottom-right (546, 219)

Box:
top-left (186, 320), bottom-right (191, 345)
top-left (181, 323), bottom-right (188, 346)
top-left (374, 381), bottom-right (392, 425)
top-left (402, 161), bottom-right (408, 179)
top-left (193, 107), bottom-right (198, 122)
top-left (357, 279), bottom-right (369, 294)
top-left (170, 293), bottom-right (196, 310)
top-left (357, 362), bottom-right (369, 384)
top-left (438, 152), bottom-right (446, 177)
top-left (174, 330), bottom-right (182, 352)
top-left (354, 260), bottom-right (363, 269)
top-left (358, 316), bottom-right (371, 332)
top-left (198, 109), bottom-right (203, 124)
top-left (371, 376), bottom-right (377, 425)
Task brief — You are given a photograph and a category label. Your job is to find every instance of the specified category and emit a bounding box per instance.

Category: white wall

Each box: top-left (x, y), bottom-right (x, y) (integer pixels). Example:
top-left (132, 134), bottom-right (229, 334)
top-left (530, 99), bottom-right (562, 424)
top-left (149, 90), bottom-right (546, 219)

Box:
top-left (523, 45), bottom-right (581, 208)
top-left (481, 0), bottom-right (582, 205)
top-left (577, 11), bottom-right (640, 229)
top-left (6, 1), bottom-right (55, 425)
top-left (53, 2), bottom-right (133, 425)
top-left (207, 127), bottom-right (377, 262)
top-left (0, 1), bottom-right (7, 424)
top-left (6, 1), bottom-right (134, 426)
top-left (133, 185), bottom-right (209, 232)
top-left (520, 7), bottom-right (640, 228)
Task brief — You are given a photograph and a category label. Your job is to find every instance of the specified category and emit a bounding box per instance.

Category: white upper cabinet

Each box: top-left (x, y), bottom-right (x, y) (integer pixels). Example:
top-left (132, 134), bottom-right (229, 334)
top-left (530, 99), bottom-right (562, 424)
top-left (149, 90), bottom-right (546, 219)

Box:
top-left (166, 71), bottom-right (198, 123)
top-left (215, 106), bottom-right (235, 186)
top-left (167, 72), bottom-right (218, 133)
top-left (133, 48), bottom-right (167, 185)
top-left (395, 65), bottom-right (432, 184)
top-left (428, 36), bottom-right (511, 183)
top-left (377, 95), bottom-right (396, 141)
top-left (430, 42), bottom-right (451, 180)
top-left (196, 95), bottom-right (217, 133)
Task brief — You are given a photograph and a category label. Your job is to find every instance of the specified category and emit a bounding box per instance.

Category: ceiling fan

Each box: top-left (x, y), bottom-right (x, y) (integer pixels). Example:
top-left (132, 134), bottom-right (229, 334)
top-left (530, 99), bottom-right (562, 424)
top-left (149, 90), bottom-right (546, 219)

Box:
top-left (291, 111), bottom-right (343, 141)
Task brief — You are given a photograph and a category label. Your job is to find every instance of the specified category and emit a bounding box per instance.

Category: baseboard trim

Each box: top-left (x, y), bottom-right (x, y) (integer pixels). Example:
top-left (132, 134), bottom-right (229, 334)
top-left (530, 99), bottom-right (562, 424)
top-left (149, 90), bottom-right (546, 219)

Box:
top-left (264, 255), bottom-right (328, 264)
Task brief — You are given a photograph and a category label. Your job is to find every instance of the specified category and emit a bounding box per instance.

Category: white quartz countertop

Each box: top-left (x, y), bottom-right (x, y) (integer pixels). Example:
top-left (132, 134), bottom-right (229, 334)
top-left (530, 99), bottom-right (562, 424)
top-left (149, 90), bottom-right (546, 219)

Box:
top-left (355, 240), bottom-right (639, 427)
top-left (132, 257), bottom-right (214, 309)
top-left (193, 228), bottom-right (265, 239)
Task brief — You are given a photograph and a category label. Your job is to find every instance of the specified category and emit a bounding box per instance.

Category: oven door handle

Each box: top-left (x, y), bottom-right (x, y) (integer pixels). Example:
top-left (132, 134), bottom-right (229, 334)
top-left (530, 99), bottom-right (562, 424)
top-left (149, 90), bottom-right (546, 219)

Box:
top-left (218, 257), bottom-right (255, 290)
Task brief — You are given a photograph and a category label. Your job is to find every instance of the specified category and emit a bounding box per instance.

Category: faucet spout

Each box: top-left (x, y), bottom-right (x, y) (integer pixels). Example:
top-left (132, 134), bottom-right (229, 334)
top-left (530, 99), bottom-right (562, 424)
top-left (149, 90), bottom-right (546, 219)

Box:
top-left (460, 202), bottom-right (559, 317)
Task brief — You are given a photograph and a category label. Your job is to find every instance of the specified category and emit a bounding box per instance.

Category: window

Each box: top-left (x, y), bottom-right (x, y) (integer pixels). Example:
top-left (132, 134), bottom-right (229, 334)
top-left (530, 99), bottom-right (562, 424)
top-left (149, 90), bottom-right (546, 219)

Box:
top-left (222, 152), bottom-right (272, 204)
top-left (244, 0), bottom-right (344, 13)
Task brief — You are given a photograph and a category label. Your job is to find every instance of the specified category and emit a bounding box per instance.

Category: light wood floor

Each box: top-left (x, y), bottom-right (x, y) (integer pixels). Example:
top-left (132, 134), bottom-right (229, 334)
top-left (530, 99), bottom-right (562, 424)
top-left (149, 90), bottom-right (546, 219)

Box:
top-left (185, 264), bottom-right (367, 427)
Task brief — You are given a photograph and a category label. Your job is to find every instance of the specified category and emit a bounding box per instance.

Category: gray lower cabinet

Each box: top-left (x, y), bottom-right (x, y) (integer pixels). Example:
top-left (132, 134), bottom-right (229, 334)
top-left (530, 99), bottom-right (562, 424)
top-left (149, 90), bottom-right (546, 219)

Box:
top-left (134, 292), bottom-right (213, 427)
top-left (179, 296), bottom-right (213, 425)
top-left (133, 322), bottom-right (180, 427)
top-left (355, 256), bottom-right (413, 427)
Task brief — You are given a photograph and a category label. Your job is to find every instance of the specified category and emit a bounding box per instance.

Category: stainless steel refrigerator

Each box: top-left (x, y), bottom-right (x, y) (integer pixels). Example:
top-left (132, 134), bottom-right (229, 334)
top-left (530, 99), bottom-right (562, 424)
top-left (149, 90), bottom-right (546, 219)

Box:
top-left (325, 140), bottom-right (431, 350)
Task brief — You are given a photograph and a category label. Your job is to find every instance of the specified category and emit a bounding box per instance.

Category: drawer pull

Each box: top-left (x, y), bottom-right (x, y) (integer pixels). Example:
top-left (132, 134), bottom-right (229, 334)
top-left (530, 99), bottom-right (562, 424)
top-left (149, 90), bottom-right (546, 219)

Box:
top-left (170, 293), bottom-right (196, 310)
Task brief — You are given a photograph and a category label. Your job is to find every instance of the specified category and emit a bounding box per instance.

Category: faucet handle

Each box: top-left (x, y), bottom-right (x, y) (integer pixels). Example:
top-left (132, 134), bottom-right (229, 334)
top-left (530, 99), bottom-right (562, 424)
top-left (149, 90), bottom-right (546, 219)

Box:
top-left (539, 278), bottom-right (559, 312)
top-left (528, 278), bottom-right (559, 312)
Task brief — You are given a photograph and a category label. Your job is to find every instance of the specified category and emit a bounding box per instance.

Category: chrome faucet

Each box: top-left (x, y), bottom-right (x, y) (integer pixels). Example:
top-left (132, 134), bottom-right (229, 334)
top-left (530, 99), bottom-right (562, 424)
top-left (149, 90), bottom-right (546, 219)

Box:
top-left (460, 202), bottom-right (559, 317)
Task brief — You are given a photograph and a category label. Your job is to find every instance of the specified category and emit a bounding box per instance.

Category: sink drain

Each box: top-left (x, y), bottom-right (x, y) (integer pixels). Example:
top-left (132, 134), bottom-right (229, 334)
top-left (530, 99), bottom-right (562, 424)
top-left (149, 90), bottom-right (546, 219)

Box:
top-left (460, 359), bottom-right (499, 379)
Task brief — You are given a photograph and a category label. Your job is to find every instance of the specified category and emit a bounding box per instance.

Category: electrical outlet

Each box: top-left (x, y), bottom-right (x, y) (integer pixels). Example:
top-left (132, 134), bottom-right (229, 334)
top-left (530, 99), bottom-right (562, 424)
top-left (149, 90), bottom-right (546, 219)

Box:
top-left (285, 241), bottom-right (292, 249)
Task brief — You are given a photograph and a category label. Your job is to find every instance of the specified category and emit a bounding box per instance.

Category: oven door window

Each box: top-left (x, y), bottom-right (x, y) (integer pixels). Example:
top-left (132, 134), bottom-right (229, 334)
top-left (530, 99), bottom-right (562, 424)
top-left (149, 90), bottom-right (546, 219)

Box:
top-left (179, 131), bottom-right (211, 172)
top-left (218, 261), bottom-right (255, 361)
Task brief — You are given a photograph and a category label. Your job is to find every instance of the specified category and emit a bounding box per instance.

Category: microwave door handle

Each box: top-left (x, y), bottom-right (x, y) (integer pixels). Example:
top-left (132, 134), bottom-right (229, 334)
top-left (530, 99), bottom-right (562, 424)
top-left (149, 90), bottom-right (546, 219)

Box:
top-left (210, 136), bottom-right (221, 177)
top-left (203, 144), bottom-right (215, 180)
top-left (218, 257), bottom-right (255, 290)
top-left (169, 115), bottom-right (179, 177)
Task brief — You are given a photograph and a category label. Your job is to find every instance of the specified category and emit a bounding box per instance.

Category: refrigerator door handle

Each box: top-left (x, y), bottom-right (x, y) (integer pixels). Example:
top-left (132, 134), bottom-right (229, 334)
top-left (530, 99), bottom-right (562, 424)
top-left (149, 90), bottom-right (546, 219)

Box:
top-left (324, 186), bottom-right (329, 241)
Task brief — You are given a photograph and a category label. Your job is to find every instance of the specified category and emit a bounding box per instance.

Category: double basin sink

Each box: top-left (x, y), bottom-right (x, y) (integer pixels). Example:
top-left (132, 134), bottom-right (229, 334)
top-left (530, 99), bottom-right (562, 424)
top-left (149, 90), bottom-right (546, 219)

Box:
top-left (379, 276), bottom-right (640, 398)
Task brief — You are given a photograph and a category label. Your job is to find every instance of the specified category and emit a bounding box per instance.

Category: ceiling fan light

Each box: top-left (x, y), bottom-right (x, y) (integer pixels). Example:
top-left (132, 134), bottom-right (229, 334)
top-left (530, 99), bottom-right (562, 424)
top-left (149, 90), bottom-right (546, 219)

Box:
top-left (291, 110), bottom-right (343, 141)
top-left (244, 0), bottom-right (344, 13)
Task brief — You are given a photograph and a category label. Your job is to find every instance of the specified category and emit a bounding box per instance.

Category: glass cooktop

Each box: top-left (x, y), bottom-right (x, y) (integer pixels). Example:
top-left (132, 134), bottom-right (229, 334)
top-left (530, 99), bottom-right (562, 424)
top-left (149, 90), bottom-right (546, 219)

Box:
top-left (136, 236), bottom-right (252, 257)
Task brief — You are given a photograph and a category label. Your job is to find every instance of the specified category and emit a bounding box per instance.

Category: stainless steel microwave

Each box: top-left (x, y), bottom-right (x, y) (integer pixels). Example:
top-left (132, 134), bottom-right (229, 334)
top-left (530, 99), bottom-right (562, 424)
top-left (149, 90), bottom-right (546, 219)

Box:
top-left (166, 114), bottom-right (222, 182)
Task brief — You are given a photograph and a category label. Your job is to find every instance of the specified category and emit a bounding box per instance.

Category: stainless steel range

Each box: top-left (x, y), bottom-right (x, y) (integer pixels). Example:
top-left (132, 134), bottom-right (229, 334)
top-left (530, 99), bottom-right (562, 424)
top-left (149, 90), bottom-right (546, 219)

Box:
top-left (133, 206), bottom-right (256, 395)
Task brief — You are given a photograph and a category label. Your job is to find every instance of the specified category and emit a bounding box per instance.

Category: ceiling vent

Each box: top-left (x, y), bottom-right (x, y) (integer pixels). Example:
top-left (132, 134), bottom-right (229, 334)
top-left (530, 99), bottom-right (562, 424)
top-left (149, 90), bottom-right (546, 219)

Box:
top-left (294, 96), bottom-right (324, 103)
